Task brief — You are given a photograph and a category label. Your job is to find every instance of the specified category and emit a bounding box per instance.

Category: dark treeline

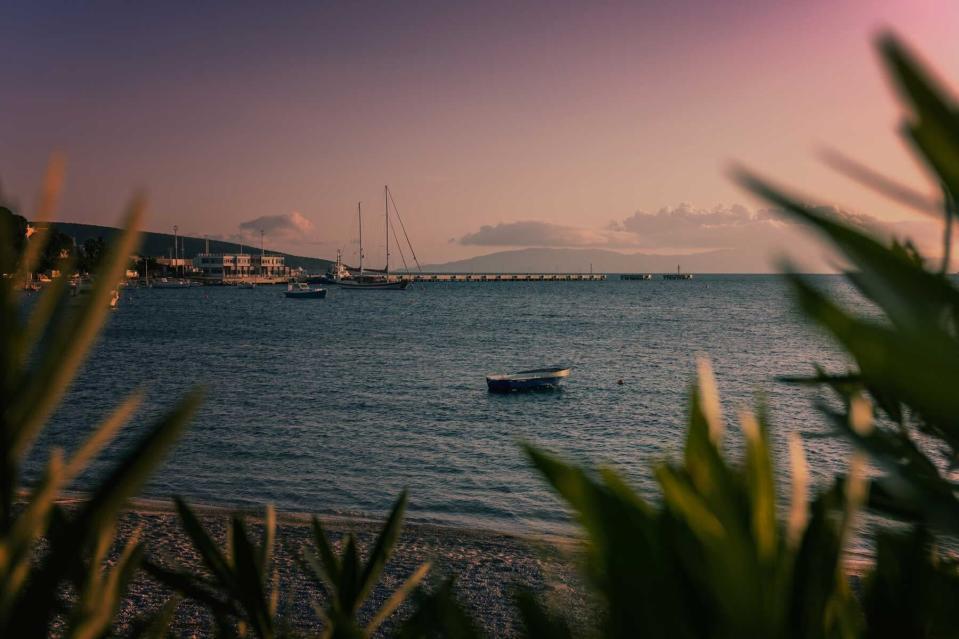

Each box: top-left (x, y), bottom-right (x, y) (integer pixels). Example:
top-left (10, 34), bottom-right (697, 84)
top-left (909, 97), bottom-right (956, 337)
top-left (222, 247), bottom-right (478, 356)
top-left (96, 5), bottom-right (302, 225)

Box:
top-left (1, 205), bottom-right (111, 275)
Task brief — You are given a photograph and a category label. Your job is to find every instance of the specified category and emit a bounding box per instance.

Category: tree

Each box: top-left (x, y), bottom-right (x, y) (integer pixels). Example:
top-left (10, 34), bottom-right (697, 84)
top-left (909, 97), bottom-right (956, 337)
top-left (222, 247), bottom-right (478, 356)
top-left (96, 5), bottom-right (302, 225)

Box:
top-left (36, 228), bottom-right (74, 274)
top-left (0, 206), bottom-right (28, 268)
top-left (79, 236), bottom-right (107, 274)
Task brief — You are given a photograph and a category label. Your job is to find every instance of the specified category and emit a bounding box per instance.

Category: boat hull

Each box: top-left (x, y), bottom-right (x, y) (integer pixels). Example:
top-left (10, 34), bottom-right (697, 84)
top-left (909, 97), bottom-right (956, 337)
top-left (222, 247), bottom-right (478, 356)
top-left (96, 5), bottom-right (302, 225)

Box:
top-left (284, 289), bottom-right (327, 299)
top-left (339, 280), bottom-right (411, 290)
top-left (486, 367), bottom-right (571, 393)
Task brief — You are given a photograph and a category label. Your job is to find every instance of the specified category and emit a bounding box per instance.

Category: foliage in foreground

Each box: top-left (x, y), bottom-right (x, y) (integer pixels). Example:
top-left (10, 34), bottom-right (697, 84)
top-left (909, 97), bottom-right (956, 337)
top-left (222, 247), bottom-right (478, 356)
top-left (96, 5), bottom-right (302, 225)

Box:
top-left (0, 162), bottom-right (203, 638)
top-left (519, 366), bottom-right (862, 638)
top-left (6, 28), bottom-right (959, 639)
top-left (515, 30), bottom-right (959, 639)
top-left (0, 163), bottom-right (436, 637)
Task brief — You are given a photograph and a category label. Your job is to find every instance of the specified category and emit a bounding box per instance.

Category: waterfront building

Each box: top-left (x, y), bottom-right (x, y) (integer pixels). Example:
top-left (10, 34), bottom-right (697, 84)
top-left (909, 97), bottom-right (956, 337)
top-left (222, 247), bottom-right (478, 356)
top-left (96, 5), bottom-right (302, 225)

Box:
top-left (193, 253), bottom-right (252, 278)
top-left (193, 252), bottom-right (290, 279)
top-left (252, 254), bottom-right (287, 276)
top-left (154, 257), bottom-right (196, 277)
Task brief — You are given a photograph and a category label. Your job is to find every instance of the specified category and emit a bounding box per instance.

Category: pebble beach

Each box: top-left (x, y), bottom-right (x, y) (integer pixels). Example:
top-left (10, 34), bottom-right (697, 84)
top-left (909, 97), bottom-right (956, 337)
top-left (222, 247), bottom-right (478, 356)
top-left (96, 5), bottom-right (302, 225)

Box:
top-left (99, 498), bottom-right (590, 637)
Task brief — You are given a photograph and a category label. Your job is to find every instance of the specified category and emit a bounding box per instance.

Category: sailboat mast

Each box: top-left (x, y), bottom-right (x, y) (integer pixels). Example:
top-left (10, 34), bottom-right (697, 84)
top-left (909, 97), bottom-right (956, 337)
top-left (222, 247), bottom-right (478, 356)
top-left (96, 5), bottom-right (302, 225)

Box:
top-left (385, 185), bottom-right (390, 277)
top-left (358, 202), bottom-right (364, 275)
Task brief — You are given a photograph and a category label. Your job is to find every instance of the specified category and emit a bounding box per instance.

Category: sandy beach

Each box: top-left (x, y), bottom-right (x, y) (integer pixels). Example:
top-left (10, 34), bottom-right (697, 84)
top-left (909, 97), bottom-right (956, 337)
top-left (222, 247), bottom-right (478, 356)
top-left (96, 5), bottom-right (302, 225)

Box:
top-left (88, 497), bottom-right (590, 637)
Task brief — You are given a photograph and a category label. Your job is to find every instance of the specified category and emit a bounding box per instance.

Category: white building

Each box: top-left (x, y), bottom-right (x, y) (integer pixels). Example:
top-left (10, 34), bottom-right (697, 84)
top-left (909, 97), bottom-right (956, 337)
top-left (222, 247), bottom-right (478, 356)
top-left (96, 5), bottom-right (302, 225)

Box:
top-left (193, 253), bottom-right (289, 279)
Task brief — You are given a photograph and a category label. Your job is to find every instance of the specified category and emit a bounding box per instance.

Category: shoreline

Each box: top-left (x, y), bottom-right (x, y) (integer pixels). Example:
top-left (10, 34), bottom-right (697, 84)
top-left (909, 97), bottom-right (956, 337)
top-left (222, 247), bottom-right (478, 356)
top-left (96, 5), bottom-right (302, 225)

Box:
top-left (50, 493), bottom-right (873, 636)
top-left (98, 492), bottom-right (582, 550)
top-left (58, 493), bottom-right (589, 637)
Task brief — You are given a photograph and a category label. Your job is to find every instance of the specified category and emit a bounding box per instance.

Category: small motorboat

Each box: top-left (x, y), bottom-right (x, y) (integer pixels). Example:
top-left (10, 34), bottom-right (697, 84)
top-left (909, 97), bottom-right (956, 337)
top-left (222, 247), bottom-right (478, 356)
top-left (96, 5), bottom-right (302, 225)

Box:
top-left (486, 366), bottom-right (571, 392)
top-left (284, 282), bottom-right (327, 299)
top-left (151, 278), bottom-right (197, 289)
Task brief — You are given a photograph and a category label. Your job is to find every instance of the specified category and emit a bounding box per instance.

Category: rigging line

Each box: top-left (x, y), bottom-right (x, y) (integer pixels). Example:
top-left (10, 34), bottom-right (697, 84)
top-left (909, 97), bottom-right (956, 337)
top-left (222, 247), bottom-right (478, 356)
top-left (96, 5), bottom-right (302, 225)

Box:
top-left (386, 186), bottom-right (422, 272)
top-left (388, 215), bottom-right (411, 273)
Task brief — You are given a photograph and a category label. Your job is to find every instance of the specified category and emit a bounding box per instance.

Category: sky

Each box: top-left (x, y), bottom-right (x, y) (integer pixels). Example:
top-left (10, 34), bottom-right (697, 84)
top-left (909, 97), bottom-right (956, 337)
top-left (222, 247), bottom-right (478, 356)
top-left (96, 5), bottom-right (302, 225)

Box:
top-left (1, 1), bottom-right (958, 270)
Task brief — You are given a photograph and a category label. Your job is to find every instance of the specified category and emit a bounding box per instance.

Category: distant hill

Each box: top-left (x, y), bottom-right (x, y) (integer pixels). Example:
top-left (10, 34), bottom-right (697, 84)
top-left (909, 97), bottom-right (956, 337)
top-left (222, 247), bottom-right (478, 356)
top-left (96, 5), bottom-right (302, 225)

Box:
top-left (46, 222), bottom-right (334, 273)
top-left (417, 247), bottom-right (761, 274)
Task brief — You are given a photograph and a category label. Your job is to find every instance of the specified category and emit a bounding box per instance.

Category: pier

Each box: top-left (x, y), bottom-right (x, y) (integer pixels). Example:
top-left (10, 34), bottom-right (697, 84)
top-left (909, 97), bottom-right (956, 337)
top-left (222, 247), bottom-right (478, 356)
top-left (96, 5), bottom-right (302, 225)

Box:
top-left (394, 273), bottom-right (607, 282)
top-left (662, 265), bottom-right (694, 280)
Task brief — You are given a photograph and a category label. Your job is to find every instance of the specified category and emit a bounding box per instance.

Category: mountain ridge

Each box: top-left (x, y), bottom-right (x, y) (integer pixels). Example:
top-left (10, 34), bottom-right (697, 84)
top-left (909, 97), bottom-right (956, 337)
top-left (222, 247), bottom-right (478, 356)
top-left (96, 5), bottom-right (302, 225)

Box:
top-left (415, 247), bottom-right (777, 273)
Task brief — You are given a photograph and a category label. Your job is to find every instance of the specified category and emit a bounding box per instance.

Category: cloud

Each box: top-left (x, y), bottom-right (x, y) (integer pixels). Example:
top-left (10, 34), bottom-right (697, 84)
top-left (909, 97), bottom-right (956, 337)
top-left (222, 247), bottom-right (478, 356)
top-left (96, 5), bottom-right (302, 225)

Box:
top-left (460, 221), bottom-right (639, 248)
top-left (456, 203), bottom-right (943, 270)
top-left (612, 203), bottom-right (757, 235)
top-left (610, 203), bottom-right (886, 250)
top-left (238, 211), bottom-right (315, 239)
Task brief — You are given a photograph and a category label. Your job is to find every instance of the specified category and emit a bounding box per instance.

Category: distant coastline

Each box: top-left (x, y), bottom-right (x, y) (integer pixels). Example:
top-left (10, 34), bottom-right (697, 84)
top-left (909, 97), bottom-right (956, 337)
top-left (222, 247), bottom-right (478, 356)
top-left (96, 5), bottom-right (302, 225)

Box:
top-left (42, 221), bottom-right (334, 273)
top-left (42, 221), bottom-right (846, 276)
top-left (419, 247), bottom-right (841, 274)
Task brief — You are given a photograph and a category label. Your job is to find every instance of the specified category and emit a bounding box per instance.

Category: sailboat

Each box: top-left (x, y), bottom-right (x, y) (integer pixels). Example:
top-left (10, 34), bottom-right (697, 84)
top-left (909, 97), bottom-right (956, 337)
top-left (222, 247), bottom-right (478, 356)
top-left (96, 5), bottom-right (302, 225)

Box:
top-left (340, 187), bottom-right (412, 290)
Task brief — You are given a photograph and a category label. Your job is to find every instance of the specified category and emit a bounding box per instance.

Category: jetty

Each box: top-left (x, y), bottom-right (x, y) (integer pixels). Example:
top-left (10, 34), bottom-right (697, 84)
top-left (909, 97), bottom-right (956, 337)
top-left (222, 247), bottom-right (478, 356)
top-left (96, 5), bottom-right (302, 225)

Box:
top-left (398, 273), bottom-right (606, 282)
top-left (342, 272), bottom-right (608, 283)
top-left (663, 265), bottom-right (694, 280)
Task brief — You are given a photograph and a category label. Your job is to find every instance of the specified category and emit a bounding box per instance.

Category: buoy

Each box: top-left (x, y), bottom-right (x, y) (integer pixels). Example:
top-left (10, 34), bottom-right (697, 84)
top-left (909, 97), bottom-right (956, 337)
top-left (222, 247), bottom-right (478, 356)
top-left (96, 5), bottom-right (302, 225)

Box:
top-left (617, 379), bottom-right (624, 385)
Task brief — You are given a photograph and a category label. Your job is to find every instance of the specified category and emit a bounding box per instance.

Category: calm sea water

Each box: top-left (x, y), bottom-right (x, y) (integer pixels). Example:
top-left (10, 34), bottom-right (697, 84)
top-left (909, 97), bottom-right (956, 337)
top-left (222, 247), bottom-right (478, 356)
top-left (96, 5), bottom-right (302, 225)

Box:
top-left (33, 276), bottom-right (860, 536)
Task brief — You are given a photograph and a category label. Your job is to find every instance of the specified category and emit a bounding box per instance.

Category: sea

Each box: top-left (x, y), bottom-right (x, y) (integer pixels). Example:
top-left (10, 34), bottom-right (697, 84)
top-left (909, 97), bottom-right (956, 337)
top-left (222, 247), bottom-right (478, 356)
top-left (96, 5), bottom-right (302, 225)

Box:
top-left (33, 276), bottom-right (864, 538)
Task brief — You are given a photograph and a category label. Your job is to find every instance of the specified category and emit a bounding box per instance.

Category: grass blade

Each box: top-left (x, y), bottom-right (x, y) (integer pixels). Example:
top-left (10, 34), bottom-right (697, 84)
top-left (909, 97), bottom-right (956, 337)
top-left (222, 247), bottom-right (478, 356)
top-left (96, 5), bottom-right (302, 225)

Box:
top-left (358, 490), bottom-right (407, 605)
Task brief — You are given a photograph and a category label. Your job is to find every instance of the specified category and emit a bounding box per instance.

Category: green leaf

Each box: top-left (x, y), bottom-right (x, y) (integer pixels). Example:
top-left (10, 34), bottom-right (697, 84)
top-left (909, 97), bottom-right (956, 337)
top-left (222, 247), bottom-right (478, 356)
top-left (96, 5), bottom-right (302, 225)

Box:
top-left (10, 154), bottom-right (66, 292)
top-left (357, 490), bottom-right (407, 606)
top-left (8, 193), bottom-right (145, 462)
top-left (396, 578), bottom-right (482, 639)
top-left (365, 561), bottom-right (431, 636)
top-left (309, 516), bottom-right (342, 586)
top-left (7, 389), bottom-right (201, 636)
top-left (338, 534), bottom-right (361, 615)
top-left (787, 274), bottom-right (959, 453)
top-left (141, 560), bottom-right (235, 619)
top-left (230, 517), bottom-right (273, 639)
top-left (862, 526), bottom-right (959, 637)
top-left (174, 498), bottom-right (233, 587)
top-left (514, 590), bottom-right (573, 639)
top-left (878, 34), bottom-right (959, 205)
top-left (741, 410), bottom-right (777, 561)
top-left (787, 491), bottom-right (861, 639)
top-left (734, 168), bottom-right (959, 337)
top-left (76, 388), bottom-right (203, 537)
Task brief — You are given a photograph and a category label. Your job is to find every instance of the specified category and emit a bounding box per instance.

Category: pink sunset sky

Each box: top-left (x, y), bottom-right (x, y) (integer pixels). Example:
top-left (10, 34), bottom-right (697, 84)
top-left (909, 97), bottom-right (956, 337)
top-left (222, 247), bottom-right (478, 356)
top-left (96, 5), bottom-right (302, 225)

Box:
top-left (2, 1), bottom-right (958, 270)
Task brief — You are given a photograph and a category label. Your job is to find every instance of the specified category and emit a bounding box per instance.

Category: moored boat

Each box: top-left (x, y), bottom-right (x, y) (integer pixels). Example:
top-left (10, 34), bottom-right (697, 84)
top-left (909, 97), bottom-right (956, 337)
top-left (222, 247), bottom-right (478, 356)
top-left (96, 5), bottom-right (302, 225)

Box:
top-left (339, 188), bottom-right (416, 291)
top-left (151, 278), bottom-right (198, 289)
top-left (69, 278), bottom-right (120, 309)
top-left (486, 366), bottom-right (571, 392)
top-left (284, 282), bottom-right (327, 299)
top-left (307, 249), bottom-right (352, 285)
